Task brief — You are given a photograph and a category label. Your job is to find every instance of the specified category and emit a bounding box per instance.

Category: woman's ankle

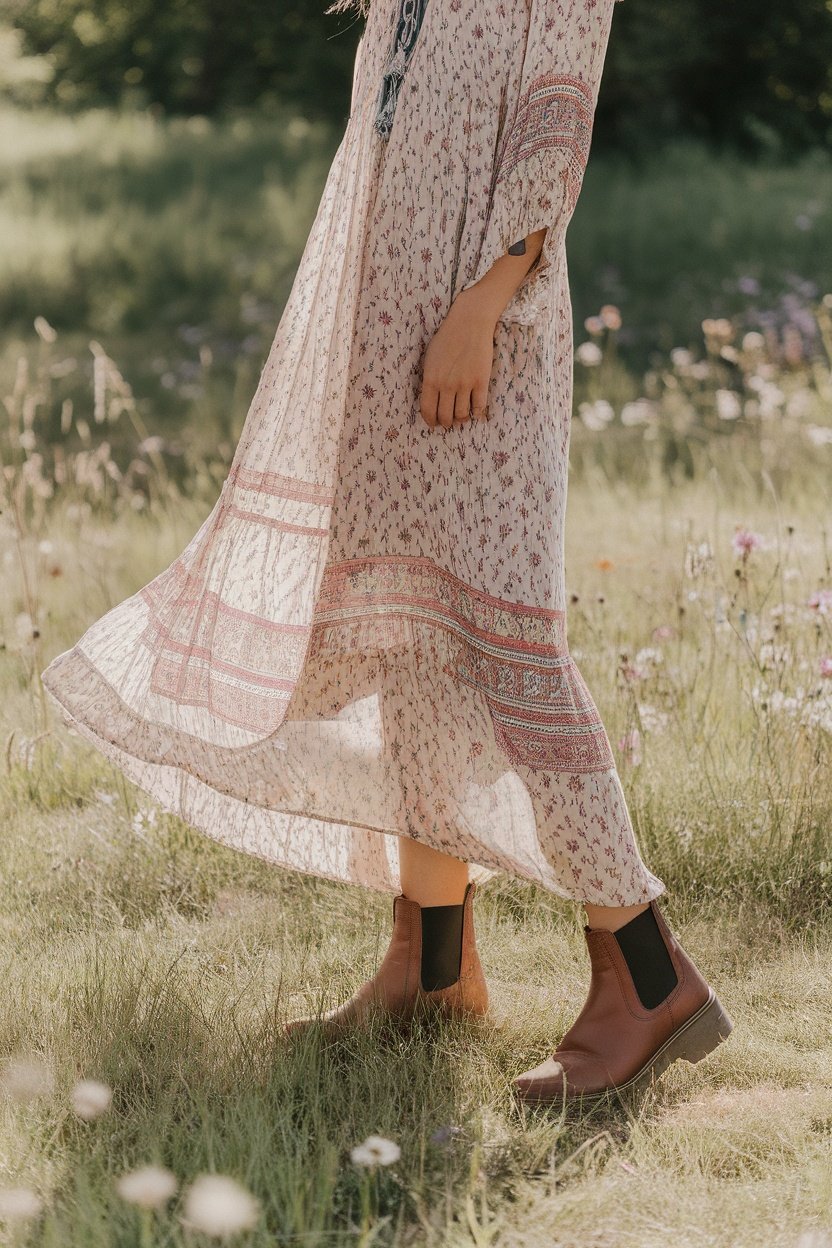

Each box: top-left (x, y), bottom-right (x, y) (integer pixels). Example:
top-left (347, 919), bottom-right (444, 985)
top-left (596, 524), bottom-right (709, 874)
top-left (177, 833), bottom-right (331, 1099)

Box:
top-left (583, 901), bottom-right (650, 933)
top-left (398, 835), bottom-right (469, 906)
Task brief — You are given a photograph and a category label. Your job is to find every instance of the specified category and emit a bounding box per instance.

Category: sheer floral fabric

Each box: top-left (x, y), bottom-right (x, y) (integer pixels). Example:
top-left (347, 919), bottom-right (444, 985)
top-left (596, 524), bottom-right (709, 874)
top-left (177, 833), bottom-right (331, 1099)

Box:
top-left (41, 0), bottom-right (665, 905)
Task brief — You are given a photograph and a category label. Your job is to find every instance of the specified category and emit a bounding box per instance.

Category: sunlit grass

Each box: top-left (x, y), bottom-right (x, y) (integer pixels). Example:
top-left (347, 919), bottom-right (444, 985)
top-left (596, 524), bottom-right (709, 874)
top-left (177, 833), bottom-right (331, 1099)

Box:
top-left (3, 376), bottom-right (832, 1240)
top-left (2, 100), bottom-right (832, 1247)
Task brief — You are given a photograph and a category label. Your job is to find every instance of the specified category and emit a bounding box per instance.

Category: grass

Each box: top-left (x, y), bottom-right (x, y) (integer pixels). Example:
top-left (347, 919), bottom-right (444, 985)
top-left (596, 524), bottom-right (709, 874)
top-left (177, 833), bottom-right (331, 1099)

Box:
top-left (1, 101), bottom-right (830, 414)
top-left (2, 97), bottom-right (832, 1248)
top-left (1, 796), bottom-right (831, 1246)
top-left (2, 461), bottom-right (832, 1244)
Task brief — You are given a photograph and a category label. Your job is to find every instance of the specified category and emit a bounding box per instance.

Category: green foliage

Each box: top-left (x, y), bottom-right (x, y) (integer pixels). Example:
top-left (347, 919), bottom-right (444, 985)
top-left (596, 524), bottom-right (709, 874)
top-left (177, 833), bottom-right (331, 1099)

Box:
top-left (597, 0), bottom-right (832, 156)
top-left (1, 105), bottom-right (830, 442)
top-left (0, 0), bottom-right (363, 123)
top-left (3, 0), bottom-right (832, 152)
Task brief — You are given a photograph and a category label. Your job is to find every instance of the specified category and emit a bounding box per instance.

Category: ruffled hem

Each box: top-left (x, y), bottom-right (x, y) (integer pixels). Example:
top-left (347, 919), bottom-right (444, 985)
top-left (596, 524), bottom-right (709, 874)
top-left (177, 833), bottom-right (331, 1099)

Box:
top-left (41, 594), bottom-right (667, 907)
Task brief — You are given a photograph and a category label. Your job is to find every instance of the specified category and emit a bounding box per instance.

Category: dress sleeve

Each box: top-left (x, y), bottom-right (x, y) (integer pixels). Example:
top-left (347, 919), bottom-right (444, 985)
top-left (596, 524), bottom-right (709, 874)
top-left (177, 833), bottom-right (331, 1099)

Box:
top-left (456, 0), bottom-right (621, 320)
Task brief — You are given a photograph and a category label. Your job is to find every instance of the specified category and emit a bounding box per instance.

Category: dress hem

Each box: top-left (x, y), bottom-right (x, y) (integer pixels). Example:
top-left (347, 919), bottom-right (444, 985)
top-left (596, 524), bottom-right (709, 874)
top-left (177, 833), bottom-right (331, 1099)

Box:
top-left (40, 648), bottom-right (666, 907)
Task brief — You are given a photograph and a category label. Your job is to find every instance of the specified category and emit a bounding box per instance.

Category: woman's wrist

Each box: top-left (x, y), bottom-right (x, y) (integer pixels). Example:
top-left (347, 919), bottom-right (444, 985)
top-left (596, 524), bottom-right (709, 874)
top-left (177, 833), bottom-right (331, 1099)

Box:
top-left (451, 283), bottom-right (503, 329)
top-left (453, 226), bottom-right (547, 324)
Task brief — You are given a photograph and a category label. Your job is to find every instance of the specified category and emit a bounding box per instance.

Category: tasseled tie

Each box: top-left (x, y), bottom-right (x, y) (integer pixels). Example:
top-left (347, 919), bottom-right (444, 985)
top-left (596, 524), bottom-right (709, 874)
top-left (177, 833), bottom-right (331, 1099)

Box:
top-left (374, 0), bottom-right (430, 139)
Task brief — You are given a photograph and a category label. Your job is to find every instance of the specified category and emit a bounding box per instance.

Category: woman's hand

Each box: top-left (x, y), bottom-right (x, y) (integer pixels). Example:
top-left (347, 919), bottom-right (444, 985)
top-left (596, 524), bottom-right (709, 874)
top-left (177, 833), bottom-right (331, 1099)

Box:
top-left (418, 226), bottom-right (547, 429)
top-left (419, 292), bottom-right (497, 428)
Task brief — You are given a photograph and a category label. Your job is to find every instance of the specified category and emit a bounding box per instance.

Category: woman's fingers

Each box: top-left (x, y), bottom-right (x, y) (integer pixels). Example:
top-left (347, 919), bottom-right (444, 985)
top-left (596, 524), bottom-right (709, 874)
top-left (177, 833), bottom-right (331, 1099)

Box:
top-left (470, 379), bottom-right (489, 422)
top-left (420, 380), bottom-right (439, 427)
top-left (420, 378), bottom-right (489, 430)
top-left (436, 388), bottom-right (456, 430)
top-left (454, 387), bottom-right (472, 425)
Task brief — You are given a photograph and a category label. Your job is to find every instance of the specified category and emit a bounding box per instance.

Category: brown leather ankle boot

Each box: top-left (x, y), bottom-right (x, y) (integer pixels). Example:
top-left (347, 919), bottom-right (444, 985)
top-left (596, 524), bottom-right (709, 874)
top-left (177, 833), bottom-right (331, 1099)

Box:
top-left (284, 880), bottom-right (488, 1035)
top-left (513, 900), bottom-right (733, 1104)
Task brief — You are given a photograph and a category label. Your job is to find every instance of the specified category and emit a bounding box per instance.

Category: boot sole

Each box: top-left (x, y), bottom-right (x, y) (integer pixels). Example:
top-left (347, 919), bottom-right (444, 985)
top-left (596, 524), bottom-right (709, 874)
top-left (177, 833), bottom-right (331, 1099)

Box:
top-left (284, 1002), bottom-right (490, 1040)
top-left (517, 989), bottom-right (734, 1107)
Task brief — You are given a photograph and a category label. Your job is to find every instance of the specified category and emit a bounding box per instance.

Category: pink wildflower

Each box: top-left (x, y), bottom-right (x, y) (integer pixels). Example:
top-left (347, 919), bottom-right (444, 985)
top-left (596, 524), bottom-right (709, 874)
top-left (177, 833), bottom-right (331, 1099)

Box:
top-left (808, 589), bottom-right (832, 615)
top-left (732, 528), bottom-right (763, 559)
top-left (617, 729), bottom-right (642, 766)
top-left (652, 625), bottom-right (676, 641)
top-left (820, 657), bottom-right (832, 679)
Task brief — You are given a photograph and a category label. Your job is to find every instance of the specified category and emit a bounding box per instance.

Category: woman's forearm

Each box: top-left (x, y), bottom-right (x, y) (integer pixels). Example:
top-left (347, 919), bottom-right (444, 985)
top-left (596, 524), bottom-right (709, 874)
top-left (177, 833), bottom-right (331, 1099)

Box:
top-left (453, 227), bottom-right (547, 326)
top-left (419, 226), bottom-right (548, 428)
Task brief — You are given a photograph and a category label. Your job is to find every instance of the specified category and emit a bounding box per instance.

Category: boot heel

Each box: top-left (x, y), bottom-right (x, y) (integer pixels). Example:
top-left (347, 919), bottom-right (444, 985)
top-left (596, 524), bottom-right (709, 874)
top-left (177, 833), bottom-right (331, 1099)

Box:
top-left (670, 991), bottom-right (734, 1065)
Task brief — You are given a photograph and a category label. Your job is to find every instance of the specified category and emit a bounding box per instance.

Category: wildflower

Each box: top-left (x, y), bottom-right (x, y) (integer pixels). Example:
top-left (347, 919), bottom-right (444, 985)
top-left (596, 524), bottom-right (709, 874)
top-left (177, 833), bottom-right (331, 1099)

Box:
top-left (14, 613), bottom-right (36, 644)
top-left (578, 399), bottom-right (614, 431)
top-left (702, 318), bottom-right (734, 345)
top-left (749, 379), bottom-right (785, 418)
top-left (0, 1055), bottom-right (55, 1103)
top-left (620, 399), bottom-right (655, 427)
top-left (34, 316), bottom-right (57, 344)
top-left (806, 425), bottom-right (832, 448)
top-left (808, 589), bottom-right (832, 615)
top-left (756, 687), bottom-right (802, 718)
top-left (637, 704), bottom-right (669, 734)
top-left (759, 642), bottom-right (790, 670)
top-left (737, 276), bottom-right (760, 296)
top-left (715, 389), bottom-right (742, 421)
top-left (732, 528), bottom-right (763, 559)
top-left (635, 647), bottom-right (663, 669)
top-left (71, 1079), bottom-right (112, 1121)
top-left (670, 347), bottom-right (694, 369)
top-left (430, 1124), bottom-right (463, 1146)
top-left (617, 729), bottom-right (642, 766)
top-left (689, 360), bottom-right (711, 380)
top-left (138, 435), bottom-right (166, 455)
top-left (685, 541), bottom-right (713, 579)
top-left (584, 315), bottom-right (604, 335)
top-left (0, 1186), bottom-right (43, 1222)
top-left (181, 1174), bottom-right (260, 1237)
top-left (350, 1135), bottom-right (401, 1167)
top-left (131, 807), bottom-right (159, 837)
top-left (820, 658), bottom-right (832, 679)
top-left (575, 341), bottom-right (603, 367)
top-left (599, 304), bottom-right (622, 331)
top-left (652, 625), bottom-right (676, 641)
top-left (620, 663), bottom-right (647, 682)
top-left (742, 330), bottom-right (765, 352)
top-left (116, 1165), bottom-right (177, 1211)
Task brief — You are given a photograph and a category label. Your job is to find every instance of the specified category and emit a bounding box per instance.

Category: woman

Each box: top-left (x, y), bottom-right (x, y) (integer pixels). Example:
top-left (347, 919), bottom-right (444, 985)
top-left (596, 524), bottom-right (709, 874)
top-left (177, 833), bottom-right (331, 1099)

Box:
top-left (41, 0), bottom-right (733, 1102)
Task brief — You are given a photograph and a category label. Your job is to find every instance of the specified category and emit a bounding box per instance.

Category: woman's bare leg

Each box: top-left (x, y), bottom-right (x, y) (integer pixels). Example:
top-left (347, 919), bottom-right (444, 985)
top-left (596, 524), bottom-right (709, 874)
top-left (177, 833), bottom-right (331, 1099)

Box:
top-left (398, 836), bottom-right (469, 906)
top-left (583, 901), bottom-right (649, 931)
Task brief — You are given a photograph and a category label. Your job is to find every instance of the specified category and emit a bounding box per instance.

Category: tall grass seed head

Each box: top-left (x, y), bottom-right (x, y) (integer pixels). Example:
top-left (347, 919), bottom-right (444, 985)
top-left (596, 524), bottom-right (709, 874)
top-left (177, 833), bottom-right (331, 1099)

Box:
top-left (350, 1135), bottom-right (401, 1167)
top-left (181, 1174), bottom-right (260, 1237)
top-left (0, 1054), bottom-right (55, 1104)
top-left (71, 1078), bottom-right (112, 1121)
top-left (116, 1165), bottom-right (178, 1211)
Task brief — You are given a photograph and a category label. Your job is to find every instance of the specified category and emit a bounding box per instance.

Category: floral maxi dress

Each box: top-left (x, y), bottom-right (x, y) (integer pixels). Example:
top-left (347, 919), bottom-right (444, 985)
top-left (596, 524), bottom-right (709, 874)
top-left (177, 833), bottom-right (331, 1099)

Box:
top-left (40, 0), bottom-right (665, 905)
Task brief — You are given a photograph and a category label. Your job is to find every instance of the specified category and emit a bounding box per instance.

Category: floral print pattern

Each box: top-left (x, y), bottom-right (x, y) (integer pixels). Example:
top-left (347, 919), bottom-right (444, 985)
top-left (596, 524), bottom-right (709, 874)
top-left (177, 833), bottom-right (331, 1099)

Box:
top-left (40, 0), bottom-right (665, 906)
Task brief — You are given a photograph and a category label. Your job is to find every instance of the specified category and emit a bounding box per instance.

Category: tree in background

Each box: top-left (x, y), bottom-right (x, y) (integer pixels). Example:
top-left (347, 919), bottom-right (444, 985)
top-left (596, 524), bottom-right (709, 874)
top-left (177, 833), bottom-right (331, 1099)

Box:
top-left (2, 0), bottom-right (831, 155)
top-left (602, 0), bottom-right (832, 155)
top-left (0, 0), bottom-right (362, 124)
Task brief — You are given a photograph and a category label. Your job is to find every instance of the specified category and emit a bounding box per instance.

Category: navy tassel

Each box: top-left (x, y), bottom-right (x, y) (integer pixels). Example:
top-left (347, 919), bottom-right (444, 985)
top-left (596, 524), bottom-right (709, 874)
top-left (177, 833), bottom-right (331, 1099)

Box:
top-left (374, 0), bottom-right (430, 139)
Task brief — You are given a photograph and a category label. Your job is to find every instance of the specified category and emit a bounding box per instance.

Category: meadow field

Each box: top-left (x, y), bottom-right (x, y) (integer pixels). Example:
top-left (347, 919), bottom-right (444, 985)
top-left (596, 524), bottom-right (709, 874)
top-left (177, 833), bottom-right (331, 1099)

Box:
top-left (1, 103), bottom-right (832, 1246)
